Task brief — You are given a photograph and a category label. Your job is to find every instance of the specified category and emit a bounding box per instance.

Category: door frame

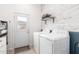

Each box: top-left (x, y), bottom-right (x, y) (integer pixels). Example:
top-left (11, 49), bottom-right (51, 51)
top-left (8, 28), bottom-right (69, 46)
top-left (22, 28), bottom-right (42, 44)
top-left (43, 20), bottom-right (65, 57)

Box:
top-left (13, 12), bottom-right (30, 53)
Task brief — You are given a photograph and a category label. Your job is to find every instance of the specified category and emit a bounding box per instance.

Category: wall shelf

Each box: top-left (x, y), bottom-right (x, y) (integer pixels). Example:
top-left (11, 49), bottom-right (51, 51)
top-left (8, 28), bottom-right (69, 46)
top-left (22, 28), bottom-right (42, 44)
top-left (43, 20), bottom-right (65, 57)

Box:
top-left (42, 14), bottom-right (56, 24)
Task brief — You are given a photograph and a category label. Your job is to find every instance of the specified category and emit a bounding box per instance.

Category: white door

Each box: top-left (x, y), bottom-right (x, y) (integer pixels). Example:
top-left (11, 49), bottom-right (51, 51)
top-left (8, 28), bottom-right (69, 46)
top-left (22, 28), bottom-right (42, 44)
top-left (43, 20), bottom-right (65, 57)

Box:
top-left (14, 13), bottom-right (29, 48)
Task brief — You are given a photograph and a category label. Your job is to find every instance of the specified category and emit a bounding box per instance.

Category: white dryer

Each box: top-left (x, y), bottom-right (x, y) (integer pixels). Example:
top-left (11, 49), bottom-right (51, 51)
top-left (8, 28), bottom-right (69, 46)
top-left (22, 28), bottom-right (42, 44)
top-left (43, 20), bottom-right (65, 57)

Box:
top-left (39, 29), bottom-right (70, 54)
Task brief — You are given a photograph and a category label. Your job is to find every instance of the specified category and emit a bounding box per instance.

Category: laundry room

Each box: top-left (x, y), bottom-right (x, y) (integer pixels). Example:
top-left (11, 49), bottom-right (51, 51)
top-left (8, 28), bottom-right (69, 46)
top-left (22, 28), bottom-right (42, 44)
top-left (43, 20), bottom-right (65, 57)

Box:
top-left (0, 4), bottom-right (79, 54)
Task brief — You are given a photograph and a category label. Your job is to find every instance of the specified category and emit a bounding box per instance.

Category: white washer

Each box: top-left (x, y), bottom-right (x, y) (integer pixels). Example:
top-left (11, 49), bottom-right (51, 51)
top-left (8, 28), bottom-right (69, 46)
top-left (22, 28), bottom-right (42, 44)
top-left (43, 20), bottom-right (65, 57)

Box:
top-left (34, 26), bottom-right (51, 53)
top-left (39, 29), bottom-right (70, 54)
top-left (34, 32), bottom-right (49, 53)
top-left (34, 24), bottom-right (70, 54)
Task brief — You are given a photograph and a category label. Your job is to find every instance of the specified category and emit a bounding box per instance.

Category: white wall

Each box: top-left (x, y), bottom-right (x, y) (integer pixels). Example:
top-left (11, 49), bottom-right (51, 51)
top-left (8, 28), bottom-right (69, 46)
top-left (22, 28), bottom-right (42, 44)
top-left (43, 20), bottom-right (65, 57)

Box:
top-left (42, 4), bottom-right (79, 31)
top-left (0, 4), bottom-right (41, 52)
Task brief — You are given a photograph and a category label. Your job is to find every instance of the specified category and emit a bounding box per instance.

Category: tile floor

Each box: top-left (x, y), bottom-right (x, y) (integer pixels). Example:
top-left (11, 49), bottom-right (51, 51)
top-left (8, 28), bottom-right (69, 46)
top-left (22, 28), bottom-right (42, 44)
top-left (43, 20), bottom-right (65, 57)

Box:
top-left (15, 46), bottom-right (36, 54)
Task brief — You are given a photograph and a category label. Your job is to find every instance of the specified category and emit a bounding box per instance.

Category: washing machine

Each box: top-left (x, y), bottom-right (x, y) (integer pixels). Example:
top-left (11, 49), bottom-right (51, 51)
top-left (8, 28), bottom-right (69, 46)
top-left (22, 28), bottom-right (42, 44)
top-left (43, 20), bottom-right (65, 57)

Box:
top-left (34, 32), bottom-right (50, 53)
top-left (34, 24), bottom-right (70, 54)
top-left (34, 27), bottom-right (51, 53)
top-left (39, 29), bottom-right (70, 54)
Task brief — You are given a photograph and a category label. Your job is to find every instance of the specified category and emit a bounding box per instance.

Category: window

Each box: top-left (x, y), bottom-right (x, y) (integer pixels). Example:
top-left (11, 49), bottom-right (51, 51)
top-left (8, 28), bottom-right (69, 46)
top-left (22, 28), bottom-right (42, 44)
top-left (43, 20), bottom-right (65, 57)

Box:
top-left (17, 16), bottom-right (28, 31)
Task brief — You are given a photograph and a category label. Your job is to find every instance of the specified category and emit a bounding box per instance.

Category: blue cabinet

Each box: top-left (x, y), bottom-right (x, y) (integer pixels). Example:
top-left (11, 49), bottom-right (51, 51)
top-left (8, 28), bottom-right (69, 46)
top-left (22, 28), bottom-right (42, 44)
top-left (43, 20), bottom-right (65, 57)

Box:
top-left (69, 32), bottom-right (79, 54)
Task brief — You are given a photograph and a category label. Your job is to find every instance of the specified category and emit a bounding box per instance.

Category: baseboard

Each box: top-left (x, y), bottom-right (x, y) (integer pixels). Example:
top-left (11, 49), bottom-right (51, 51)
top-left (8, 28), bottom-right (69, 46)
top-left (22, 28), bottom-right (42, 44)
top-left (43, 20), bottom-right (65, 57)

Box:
top-left (7, 48), bottom-right (15, 54)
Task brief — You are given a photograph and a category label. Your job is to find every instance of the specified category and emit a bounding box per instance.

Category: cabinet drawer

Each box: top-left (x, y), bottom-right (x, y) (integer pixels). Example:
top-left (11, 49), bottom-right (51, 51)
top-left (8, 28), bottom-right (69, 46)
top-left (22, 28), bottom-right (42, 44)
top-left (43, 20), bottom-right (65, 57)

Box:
top-left (0, 51), bottom-right (7, 54)
top-left (0, 40), bottom-right (6, 45)
top-left (0, 45), bottom-right (7, 52)
top-left (0, 37), bottom-right (6, 45)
